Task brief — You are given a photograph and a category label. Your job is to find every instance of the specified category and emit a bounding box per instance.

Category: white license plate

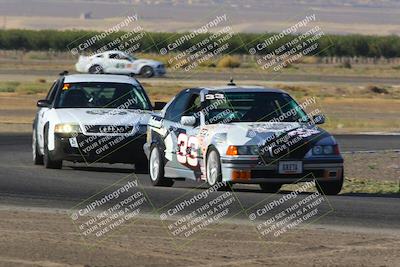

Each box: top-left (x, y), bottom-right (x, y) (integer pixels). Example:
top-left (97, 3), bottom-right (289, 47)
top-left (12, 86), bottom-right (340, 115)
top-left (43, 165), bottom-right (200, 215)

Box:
top-left (69, 137), bottom-right (78, 148)
top-left (278, 161), bottom-right (302, 174)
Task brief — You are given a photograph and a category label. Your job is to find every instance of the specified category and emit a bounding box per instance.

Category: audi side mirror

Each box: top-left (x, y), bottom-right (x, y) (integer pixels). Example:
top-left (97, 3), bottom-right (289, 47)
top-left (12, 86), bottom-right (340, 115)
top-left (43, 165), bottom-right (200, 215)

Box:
top-left (37, 99), bottom-right (51, 108)
top-left (154, 101), bottom-right (167, 110)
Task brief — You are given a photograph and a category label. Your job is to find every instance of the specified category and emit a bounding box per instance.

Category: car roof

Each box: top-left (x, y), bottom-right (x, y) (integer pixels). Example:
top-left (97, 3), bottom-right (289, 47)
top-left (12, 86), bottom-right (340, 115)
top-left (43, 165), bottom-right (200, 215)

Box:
top-left (63, 74), bottom-right (140, 85)
top-left (199, 86), bottom-right (286, 94)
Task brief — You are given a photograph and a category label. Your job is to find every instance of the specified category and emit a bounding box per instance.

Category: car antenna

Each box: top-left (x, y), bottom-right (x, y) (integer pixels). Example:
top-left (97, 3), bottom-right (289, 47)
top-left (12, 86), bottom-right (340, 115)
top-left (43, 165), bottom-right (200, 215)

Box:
top-left (59, 70), bottom-right (69, 76)
top-left (227, 77), bottom-right (236, 86)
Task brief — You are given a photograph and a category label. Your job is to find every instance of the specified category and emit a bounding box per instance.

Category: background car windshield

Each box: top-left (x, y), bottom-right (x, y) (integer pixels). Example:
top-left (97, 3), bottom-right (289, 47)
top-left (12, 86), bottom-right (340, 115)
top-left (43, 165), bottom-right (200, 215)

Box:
top-left (204, 92), bottom-right (309, 124)
top-left (55, 82), bottom-right (151, 109)
top-left (128, 55), bottom-right (137, 61)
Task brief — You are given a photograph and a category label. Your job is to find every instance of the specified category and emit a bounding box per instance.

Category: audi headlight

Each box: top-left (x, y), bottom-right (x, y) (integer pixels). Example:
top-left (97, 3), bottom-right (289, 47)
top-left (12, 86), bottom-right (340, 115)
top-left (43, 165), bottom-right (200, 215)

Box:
top-left (54, 123), bottom-right (82, 134)
top-left (312, 145), bottom-right (338, 155)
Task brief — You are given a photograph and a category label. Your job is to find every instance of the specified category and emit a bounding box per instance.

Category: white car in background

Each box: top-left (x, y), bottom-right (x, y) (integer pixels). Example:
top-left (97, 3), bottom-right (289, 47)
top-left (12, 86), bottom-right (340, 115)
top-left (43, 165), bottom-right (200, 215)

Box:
top-left (75, 50), bottom-right (166, 78)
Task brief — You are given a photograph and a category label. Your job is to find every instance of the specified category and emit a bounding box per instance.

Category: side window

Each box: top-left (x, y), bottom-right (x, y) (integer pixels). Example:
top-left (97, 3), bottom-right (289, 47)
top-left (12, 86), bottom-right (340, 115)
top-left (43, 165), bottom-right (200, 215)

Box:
top-left (46, 80), bottom-right (59, 103)
top-left (164, 92), bottom-right (192, 122)
top-left (109, 53), bottom-right (119, 59)
top-left (45, 82), bottom-right (56, 100)
top-left (119, 55), bottom-right (131, 61)
top-left (184, 94), bottom-right (201, 116)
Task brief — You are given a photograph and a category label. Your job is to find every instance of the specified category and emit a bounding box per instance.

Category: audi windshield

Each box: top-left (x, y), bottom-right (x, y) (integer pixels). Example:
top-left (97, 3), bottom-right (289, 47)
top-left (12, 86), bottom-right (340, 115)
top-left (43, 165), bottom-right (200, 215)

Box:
top-left (55, 82), bottom-right (152, 110)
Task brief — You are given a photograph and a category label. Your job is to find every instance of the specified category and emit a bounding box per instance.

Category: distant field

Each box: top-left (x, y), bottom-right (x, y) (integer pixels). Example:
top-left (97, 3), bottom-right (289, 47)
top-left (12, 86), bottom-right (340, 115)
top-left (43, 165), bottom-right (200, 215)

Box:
top-left (1, 82), bottom-right (399, 134)
top-left (1, 0), bottom-right (400, 35)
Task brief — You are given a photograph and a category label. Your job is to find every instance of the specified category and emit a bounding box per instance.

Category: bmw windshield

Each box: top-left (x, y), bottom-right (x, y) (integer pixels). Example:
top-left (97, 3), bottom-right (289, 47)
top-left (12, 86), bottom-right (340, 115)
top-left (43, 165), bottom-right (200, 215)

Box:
top-left (204, 92), bottom-right (309, 124)
top-left (54, 82), bottom-right (152, 110)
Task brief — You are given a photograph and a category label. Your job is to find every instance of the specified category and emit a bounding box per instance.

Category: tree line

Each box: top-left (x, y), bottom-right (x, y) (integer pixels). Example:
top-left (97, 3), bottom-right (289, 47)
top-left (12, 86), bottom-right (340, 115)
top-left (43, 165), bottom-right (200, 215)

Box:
top-left (0, 29), bottom-right (399, 58)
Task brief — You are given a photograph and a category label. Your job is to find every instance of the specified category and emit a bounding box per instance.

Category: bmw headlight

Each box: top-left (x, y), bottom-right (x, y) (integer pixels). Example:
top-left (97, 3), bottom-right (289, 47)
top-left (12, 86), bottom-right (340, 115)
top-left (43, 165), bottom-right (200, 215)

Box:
top-left (227, 145), bottom-right (259, 155)
top-left (312, 145), bottom-right (338, 155)
top-left (323, 145), bottom-right (333, 154)
top-left (312, 145), bottom-right (323, 155)
top-left (54, 123), bottom-right (82, 134)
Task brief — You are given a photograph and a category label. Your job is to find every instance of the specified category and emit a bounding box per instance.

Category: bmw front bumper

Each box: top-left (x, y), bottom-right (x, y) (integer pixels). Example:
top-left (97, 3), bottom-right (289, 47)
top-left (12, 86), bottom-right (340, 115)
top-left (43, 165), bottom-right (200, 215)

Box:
top-left (220, 156), bottom-right (343, 184)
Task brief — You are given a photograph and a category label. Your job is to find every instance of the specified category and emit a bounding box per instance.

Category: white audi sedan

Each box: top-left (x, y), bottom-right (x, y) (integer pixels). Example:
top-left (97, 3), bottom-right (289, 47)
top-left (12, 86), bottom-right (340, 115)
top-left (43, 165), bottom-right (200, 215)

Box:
top-left (32, 73), bottom-right (163, 170)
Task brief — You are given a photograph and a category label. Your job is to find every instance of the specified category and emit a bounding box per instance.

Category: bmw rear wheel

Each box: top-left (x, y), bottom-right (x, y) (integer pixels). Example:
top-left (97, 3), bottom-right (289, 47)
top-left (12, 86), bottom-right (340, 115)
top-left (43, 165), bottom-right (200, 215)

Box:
top-left (149, 145), bottom-right (173, 187)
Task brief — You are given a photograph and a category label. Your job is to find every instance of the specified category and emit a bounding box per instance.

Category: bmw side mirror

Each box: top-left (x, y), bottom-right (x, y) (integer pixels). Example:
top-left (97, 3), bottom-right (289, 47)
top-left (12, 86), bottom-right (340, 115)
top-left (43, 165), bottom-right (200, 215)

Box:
top-left (181, 116), bottom-right (196, 126)
top-left (37, 99), bottom-right (51, 108)
top-left (313, 114), bottom-right (325, 125)
top-left (154, 101), bottom-right (167, 110)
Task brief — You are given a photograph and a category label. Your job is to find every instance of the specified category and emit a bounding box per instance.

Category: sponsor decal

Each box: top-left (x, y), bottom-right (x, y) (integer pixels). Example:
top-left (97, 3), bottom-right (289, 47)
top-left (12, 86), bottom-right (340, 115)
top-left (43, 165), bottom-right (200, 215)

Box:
top-left (287, 127), bottom-right (320, 138)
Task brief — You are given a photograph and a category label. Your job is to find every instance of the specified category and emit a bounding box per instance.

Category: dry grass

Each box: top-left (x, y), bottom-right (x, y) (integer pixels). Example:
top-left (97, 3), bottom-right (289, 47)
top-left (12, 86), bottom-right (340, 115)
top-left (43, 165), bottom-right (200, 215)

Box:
top-left (2, 51), bottom-right (400, 78)
top-left (217, 56), bottom-right (241, 68)
top-left (0, 81), bottom-right (52, 94)
top-left (1, 83), bottom-right (399, 134)
top-left (318, 97), bottom-right (400, 132)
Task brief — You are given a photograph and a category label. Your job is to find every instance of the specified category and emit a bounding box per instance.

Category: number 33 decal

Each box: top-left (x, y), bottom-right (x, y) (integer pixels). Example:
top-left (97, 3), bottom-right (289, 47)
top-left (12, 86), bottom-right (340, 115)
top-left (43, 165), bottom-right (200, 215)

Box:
top-left (177, 133), bottom-right (198, 166)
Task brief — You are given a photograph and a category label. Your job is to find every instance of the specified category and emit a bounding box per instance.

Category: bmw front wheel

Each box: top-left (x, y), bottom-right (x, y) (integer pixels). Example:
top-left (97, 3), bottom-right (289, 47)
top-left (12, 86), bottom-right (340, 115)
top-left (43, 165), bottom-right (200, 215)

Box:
top-left (206, 148), bottom-right (230, 190)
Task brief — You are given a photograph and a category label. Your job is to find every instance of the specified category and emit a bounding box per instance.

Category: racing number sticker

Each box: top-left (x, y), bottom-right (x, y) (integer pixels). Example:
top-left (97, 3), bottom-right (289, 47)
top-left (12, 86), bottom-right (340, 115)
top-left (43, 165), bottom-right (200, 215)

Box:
top-left (177, 134), bottom-right (188, 163)
top-left (177, 133), bottom-right (198, 166)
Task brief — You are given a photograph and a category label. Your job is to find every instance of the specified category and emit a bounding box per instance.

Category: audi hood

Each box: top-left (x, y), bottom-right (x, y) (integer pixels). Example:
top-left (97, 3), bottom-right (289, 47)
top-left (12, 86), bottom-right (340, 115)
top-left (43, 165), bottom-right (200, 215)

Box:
top-left (52, 108), bottom-right (153, 128)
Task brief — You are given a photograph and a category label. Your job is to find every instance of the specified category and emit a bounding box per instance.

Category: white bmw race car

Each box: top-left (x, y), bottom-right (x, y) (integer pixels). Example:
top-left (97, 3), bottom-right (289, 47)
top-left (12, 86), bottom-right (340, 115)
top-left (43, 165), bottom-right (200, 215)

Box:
top-left (144, 84), bottom-right (344, 195)
top-left (75, 50), bottom-right (166, 78)
top-left (32, 73), bottom-right (164, 170)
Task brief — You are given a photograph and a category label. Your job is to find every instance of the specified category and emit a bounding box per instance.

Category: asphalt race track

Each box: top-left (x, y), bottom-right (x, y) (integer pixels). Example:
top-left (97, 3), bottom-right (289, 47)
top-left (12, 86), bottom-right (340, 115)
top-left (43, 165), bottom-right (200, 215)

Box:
top-left (0, 133), bottom-right (399, 230)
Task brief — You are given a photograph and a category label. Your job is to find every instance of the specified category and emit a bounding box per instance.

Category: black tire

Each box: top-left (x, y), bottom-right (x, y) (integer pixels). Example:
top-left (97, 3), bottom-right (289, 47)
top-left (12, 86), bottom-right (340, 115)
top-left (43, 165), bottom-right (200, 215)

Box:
top-left (206, 147), bottom-right (230, 191)
top-left (149, 145), bottom-right (173, 187)
top-left (32, 129), bottom-right (43, 165)
top-left (89, 65), bottom-right (103, 74)
top-left (316, 170), bottom-right (344, 195)
top-left (140, 66), bottom-right (154, 78)
top-left (43, 127), bottom-right (62, 169)
top-left (259, 183), bottom-right (282, 193)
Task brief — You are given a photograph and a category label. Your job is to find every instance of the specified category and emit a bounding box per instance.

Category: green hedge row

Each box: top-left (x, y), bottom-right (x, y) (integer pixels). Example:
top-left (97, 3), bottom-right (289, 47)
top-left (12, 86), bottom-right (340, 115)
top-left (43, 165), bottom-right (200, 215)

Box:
top-left (1, 29), bottom-right (400, 58)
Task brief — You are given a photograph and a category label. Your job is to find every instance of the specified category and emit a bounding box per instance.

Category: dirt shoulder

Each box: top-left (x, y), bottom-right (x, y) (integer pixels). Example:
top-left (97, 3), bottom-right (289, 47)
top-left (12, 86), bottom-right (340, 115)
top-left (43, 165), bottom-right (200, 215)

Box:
top-left (0, 208), bottom-right (398, 267)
